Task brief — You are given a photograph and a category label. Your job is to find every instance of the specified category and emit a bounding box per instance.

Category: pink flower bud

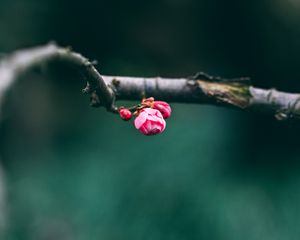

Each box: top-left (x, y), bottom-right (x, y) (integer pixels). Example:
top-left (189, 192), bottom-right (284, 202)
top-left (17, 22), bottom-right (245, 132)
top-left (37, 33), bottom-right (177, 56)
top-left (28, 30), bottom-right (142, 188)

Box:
top-left (119, 108), bottom-right (132, 121)
top-left (134, 108), bottom-right (166, 136)
top-left (153, 101), bottom-right (172, 119)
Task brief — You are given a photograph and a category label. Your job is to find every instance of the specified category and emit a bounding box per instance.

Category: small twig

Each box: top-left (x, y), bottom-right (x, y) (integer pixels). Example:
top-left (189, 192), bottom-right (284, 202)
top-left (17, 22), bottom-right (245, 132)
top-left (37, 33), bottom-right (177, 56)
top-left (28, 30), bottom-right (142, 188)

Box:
top-left (1, 43), bottom-right (300, 121)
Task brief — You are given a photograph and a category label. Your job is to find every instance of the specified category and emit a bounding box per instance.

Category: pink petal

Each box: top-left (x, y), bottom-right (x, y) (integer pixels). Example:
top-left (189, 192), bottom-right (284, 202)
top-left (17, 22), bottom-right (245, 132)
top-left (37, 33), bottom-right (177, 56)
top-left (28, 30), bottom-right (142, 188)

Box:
top-left (144, 119), bottom-right (152, 130)
top-left (161, 119), bottom-right (166, 131)
top-left (146, 115), bottom-right (157, 121)
top-left (139, 125), bottom-right (148, 135)
top-left (155, 110), bottom-right (163, 118)
top-left (143, 108), bottom-right (157, 115)
top-left (152, 123), bottom-right (162, 132)
top-left (139, 120), bottom-right (152, 135)
top-left (134, 112), bottom-right (148, 129)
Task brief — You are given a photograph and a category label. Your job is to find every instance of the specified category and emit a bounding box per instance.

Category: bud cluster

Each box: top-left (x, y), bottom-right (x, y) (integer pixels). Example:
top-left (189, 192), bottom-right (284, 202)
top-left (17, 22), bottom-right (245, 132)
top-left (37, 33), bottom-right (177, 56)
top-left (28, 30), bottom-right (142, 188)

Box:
top-left (118, 97), bottom-right (172, 136)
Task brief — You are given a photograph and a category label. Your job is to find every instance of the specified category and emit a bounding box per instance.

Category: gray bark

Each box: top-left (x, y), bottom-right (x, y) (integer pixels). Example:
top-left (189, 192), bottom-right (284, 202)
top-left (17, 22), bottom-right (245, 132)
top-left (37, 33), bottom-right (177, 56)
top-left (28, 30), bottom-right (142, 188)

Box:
top-left (1, 43), bottom-right (300, 120)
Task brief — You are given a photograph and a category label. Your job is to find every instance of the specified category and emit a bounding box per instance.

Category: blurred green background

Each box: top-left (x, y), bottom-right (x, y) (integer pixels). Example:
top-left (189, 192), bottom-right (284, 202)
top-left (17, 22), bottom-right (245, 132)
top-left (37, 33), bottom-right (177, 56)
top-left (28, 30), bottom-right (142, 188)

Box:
top-left (1, 0), bottom-right (300, 239)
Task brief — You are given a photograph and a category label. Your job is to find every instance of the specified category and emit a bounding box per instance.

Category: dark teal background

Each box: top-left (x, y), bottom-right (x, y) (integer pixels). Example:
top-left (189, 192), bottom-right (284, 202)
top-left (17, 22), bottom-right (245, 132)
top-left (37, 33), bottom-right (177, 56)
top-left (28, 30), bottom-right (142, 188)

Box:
top-left (1, 0), bottom-right (300, 239)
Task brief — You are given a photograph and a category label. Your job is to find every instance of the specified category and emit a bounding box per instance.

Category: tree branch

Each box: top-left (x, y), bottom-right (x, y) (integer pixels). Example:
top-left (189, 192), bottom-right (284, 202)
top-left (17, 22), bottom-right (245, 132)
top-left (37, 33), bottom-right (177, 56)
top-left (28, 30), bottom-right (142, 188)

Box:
top-left (0, 43), bottom-right (117, 113)
top-left (1, 43), bottom-right (300, 121)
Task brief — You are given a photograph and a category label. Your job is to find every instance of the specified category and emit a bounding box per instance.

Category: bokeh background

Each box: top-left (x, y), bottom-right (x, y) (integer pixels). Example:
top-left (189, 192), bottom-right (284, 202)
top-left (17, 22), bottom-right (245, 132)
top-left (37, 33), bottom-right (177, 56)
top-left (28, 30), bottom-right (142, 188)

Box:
top-left (1, 0), bottom-right (300, 239)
